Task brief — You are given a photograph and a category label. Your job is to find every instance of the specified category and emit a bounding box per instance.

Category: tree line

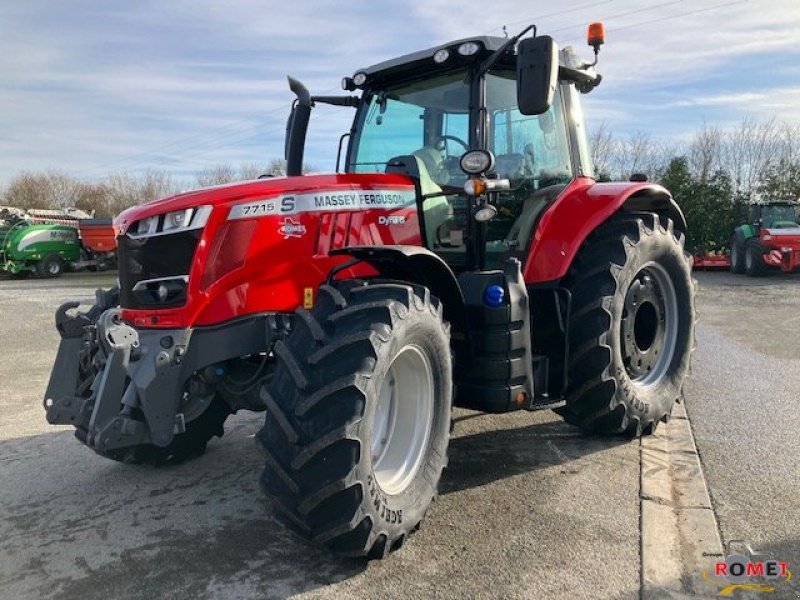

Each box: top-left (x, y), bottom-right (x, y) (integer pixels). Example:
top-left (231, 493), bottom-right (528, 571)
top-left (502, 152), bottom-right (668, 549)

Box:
top-left (0, 159), bottom-right (297, 219)
top-left (591, 117), bottom-right (800, 251)
top-left (3, 117), bottom-right (799, 252)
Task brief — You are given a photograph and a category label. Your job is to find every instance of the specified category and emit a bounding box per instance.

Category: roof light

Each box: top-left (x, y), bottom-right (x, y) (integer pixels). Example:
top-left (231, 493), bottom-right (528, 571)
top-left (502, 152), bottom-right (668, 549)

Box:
top-left (458, 42), bottom-right (480, 56)
top-left (587, 22), bottom-right (605, 48)
top-left (353, 72), bottom-right (367, 86)
top-left (433, 48), bottom-right (450, 63)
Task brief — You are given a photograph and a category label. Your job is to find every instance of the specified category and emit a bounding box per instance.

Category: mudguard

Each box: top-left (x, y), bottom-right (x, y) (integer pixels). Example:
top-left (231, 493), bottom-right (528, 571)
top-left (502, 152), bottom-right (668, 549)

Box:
top-left (330, 245), bottom-right (469, 337)
top-left (523, 177), bottom-right (686, 283)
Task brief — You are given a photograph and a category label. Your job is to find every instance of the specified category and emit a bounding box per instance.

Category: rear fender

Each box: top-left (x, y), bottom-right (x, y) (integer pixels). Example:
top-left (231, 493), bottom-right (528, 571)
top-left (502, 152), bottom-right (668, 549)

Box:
top-left (523, 179), bottom-right (686, 283)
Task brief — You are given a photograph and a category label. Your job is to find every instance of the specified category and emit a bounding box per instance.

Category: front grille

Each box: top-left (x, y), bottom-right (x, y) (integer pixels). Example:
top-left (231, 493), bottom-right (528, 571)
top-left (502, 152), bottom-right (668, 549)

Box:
top-left (118, 230), bottom-right (201, 309)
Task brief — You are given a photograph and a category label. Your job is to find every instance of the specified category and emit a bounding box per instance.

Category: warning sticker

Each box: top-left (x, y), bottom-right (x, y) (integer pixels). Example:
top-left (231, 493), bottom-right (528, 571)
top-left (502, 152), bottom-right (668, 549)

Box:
top-left (228, 189), bottom-right (416, 221)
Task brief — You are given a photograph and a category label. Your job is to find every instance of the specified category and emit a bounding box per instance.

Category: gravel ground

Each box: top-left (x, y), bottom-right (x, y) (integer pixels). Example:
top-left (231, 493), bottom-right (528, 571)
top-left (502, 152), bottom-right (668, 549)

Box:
top-left (0, 272), bottom-right (640, 600)
top-left (685, 271), bottom-right (800, 598)
top-left (0, 270), bottom-right (796, 599)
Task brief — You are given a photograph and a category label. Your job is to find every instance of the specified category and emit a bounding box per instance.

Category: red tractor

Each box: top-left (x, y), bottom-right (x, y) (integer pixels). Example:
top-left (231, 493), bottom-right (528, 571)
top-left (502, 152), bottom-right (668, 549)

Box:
top-left (730, 200), bottom-right (800, 276)
top-left (44, 24), bottom-right (695, 558)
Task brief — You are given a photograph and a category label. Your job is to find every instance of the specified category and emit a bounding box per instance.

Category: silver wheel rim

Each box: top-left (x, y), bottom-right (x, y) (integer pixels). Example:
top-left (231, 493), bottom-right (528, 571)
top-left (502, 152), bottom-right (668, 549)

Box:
top-left (48, 261), bottom-right (59, 274)
top-left (731, 244), bottom-right (738, 265)
top-left (371, 344), bottom-right (434, 496)
top-left (620, 261), bottom-right (679, 389)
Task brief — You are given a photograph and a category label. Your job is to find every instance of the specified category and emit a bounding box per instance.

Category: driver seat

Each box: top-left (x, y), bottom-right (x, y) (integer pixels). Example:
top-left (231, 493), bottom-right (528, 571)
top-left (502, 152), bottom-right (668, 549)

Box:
top-left (386, 154), bottom-right (452, 248)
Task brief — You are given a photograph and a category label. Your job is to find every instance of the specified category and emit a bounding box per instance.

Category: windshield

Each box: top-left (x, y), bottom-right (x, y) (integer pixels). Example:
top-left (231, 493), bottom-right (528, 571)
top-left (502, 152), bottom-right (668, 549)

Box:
top-left (349, 72), bottom-right (470, 177)
top-left (762, 205), bottom-right (799, 227)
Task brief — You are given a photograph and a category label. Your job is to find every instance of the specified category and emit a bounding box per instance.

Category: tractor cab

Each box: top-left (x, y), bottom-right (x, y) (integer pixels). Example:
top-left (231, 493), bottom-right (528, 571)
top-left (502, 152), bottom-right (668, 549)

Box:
top-left (749, 201), bottom-right (799, 230)
top-left (286, 26), bottom-right (603, 273)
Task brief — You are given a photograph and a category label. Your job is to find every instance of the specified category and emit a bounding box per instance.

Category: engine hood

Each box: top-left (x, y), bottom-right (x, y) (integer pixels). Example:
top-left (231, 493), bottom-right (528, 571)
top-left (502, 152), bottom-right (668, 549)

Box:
top-left (114, 173), bottom-right (417, 234)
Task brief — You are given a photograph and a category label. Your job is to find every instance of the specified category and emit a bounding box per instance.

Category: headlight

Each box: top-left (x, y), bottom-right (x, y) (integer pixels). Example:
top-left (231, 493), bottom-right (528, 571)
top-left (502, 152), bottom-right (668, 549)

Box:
top-left (163, 209), bottom-right (191, 232)
top-left (353, 72), bottom-right (367, 86)
top-left (458, 42), bottom-right (481, 56)
top-left (433, 48), bottom-right (450, 63)
top-left (128, 205), bottom-right (212, 239)
top-left (460, 150), bottom-right (495, 174)
top-left (131, 276), bottom-right (188, 306)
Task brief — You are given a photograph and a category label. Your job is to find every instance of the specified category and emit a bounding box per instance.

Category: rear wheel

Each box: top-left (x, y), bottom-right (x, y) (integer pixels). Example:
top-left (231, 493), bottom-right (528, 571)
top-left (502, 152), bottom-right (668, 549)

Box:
top-left (258, 281), bottom-right (452, 558)
top-left (559, 214), bottom-right (695, 436)
top-left (730, 235), bottom-right (745, 274)
top-left (37, 255), bottom-right (64, 278)
top-left (744, 239), bottom-right (769, 277)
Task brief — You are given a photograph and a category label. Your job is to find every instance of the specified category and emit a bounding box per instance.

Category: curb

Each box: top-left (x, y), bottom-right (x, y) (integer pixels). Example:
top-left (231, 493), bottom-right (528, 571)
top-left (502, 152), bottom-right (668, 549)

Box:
top-left (640, 402), bottom-right (724, 598)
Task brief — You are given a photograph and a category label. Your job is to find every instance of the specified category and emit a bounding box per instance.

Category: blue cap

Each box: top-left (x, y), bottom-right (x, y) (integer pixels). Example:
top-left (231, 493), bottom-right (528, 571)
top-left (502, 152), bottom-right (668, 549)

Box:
top-left (483, 284), bottom-right (505, 307)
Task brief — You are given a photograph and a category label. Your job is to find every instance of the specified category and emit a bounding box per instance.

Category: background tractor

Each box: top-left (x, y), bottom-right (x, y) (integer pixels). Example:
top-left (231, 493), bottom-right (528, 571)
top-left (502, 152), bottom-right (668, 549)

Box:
top-left (730, 200), bottom-right (800, 276)
top-left (43, 23), bottom-right (696, 559)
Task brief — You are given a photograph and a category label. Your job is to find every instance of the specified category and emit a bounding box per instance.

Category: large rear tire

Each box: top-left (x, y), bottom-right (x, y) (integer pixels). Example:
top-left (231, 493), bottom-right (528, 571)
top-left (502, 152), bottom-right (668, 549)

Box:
top-left (258, 281), bottom-right (452, 558)
top-left (559, 214), bottom-right (695, 436)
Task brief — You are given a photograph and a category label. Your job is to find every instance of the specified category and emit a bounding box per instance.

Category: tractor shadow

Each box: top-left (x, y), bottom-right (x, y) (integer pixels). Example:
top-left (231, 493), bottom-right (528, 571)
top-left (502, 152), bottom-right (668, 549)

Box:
top-left (441, 411), bottom-right (630, 495)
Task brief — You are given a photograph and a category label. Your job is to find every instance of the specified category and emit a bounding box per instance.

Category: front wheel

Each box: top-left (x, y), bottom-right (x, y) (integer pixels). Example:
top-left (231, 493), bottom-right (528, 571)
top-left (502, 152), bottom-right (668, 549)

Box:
top-left (744, 239), bottom-right (769, 277)
top-left (37, 255), bottom-right (64, 278)
top-left (258, 281), bottom-right (452, 558)
top-left (559, 214), bottom-right (695, 436)
top-left (730, 235), bottom-right (745, 274)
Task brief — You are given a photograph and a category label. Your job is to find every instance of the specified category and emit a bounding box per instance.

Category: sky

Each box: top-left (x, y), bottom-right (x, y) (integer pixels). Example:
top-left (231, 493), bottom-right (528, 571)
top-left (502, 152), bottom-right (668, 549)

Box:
top-left (1, 0), bottom-right (799, 186)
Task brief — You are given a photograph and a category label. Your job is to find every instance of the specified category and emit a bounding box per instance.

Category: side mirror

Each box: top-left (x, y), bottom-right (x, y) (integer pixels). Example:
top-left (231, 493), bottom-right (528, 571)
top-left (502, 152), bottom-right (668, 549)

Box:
top-left (517, 36), bottom-right (559, 116)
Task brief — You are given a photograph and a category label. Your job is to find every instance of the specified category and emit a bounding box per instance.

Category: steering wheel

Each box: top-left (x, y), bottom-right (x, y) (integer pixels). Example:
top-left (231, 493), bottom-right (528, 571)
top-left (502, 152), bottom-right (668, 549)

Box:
top-left (435, 135), bottom-right (469, 153)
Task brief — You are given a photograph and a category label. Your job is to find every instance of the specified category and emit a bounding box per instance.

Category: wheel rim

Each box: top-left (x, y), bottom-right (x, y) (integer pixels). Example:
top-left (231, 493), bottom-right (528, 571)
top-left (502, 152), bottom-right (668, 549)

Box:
top-left (745, 248), bottom-right (753, 270)
top-left (731, 244), bottom-right (738, 265)
top-left (620, 262), bottom-right (679, 388)
top-left (48, 261), bottom-right (59, 275)
top-left (371, 344), bottom-right (434, 496)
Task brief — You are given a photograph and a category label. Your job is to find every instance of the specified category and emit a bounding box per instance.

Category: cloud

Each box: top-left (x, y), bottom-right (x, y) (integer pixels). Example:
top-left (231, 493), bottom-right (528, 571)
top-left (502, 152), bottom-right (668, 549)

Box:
top-left (0, 0), bottom-right (799, 185)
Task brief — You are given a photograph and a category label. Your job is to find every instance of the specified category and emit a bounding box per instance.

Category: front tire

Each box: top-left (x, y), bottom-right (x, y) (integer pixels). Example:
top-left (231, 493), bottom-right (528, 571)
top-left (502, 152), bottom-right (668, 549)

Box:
top-left (258, 281), bottom-right (452, 558)
top-left (560, 214), bottom-right (695, 436)
top-left (730, 235), bottom-right (745, 274)
top-left (744, 239), bottom-right (769, 277)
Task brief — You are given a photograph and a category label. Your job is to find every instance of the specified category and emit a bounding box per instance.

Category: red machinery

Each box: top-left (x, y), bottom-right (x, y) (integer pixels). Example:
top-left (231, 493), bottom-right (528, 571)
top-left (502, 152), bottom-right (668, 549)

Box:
top-left (43, 24), bottom-right (696, 559)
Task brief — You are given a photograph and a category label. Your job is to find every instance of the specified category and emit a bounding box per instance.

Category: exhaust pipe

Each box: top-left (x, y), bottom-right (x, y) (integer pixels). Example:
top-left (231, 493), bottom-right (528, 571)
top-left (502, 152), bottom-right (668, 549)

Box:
top-left (285, 76), bottom-right (312, 177)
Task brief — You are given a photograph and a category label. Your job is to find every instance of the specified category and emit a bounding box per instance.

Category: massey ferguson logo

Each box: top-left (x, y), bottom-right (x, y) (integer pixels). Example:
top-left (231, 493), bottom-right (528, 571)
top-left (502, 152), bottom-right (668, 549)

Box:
top-left (278, 217), bottom-right (307, 239)
top-left (378, 215), bottom-right (406, 226)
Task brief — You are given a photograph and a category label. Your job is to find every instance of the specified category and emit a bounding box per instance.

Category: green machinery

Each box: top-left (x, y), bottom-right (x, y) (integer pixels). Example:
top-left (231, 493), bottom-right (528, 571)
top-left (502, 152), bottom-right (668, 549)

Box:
top-left (0, 210), bottom-right (116, 278)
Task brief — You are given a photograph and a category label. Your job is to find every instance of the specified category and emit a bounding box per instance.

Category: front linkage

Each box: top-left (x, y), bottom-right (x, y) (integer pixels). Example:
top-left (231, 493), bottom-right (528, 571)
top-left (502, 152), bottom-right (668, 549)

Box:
top-left (44, 287), bottom-right (280, 463)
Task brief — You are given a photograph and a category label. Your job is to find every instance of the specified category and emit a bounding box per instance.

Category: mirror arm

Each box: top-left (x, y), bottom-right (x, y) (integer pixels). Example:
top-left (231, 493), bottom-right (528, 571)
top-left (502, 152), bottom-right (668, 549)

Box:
top-left (476, 24), bottom-right (536, 78)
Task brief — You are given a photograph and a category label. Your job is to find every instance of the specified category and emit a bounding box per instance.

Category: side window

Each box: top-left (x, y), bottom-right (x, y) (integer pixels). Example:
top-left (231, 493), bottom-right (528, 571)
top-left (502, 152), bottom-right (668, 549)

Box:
top-left (490, 94), bottom-right (572, 187)
top-left (484, 72), bottom-right (574, 269)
